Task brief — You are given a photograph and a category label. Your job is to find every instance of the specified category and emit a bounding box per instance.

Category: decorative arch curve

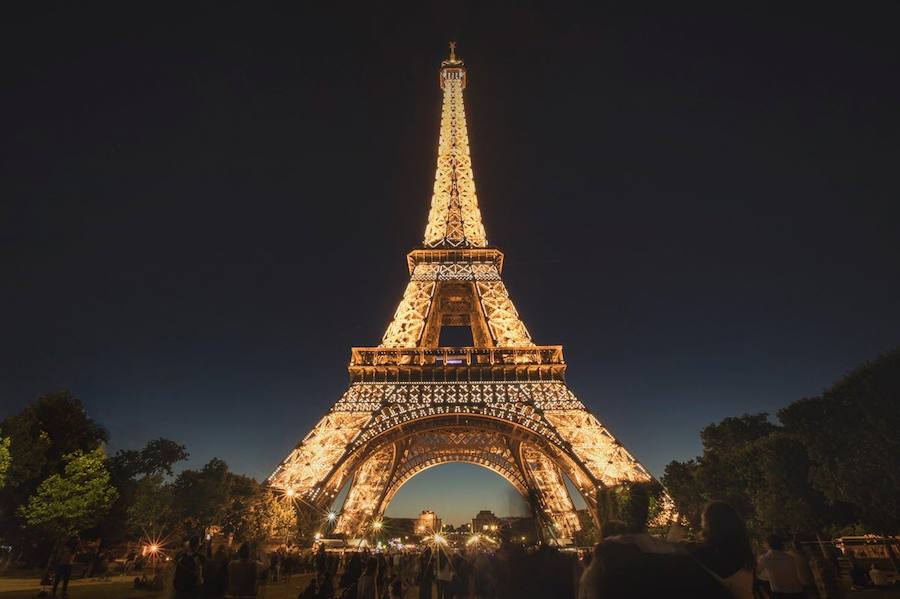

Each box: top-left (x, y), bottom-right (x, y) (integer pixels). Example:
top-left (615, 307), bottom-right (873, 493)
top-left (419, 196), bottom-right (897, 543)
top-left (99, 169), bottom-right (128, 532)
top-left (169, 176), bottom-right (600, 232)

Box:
top-left (382, 458), bottom-right (528, 516)
top-left (328, 413), bottom-right (597, 538)
top-left (379, 429), bottom-right (529, 509)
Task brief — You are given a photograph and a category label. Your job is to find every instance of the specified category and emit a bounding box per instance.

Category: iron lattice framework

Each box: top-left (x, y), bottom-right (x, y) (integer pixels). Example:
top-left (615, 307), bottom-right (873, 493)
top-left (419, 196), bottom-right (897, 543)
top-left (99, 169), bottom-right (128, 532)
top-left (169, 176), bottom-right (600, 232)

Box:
top-left (270, 44), bottom-right (667, 541)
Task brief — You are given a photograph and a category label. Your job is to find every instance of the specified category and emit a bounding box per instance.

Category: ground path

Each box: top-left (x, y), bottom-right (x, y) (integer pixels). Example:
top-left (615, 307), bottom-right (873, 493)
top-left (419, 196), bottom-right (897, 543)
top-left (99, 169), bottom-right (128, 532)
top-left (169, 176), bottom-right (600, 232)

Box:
top-left (0, 574), bottom-right (316, 599)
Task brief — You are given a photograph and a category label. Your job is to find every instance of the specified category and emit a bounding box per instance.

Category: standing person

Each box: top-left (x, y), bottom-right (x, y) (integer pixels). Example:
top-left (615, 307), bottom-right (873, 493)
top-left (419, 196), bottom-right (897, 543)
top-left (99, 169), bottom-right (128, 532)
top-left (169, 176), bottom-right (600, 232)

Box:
top-left (341, 552), bottom-right (363, 595)
top-left (578, 544), bottom-right (603, 599)
top-left (435, 551), bottom-right (453, 599)
top-left (417, 549), bottom-right (434, 599)
top-left (687, 501), bottom-right (755, 599)
top-left (758, 535), bottom-right (805, 599)
top-left (357, 557), bottom-right (378, 599)
top-left (124, 549), bottom-right (137, 575)
top-left (225, 543), bottom-right (258, 599)
top-left (315, 544), bottom-right (327, 577)
top-left (472, 552), bottom-right (493, 599)
top-left (450, 554), bottom-right (468, 599)
top-left (318, 570), bottom-right (335, 599)
top-left (51, 539), bottom-right (75, 598)
top-left (173, 537), bottom-right (205, 599)
top-left (202, 545), bottom-right (229, 599)
top-left (269, 551), bottom-right (280, 583)
top-left (376, 554), bottom-right (387, 598)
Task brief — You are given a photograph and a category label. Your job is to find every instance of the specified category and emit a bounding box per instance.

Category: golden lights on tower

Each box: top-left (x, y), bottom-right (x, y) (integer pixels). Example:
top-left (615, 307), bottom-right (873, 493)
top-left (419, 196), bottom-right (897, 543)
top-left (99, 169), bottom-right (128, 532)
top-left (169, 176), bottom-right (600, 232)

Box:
top-left (267, 43), bottom-right (674, 542)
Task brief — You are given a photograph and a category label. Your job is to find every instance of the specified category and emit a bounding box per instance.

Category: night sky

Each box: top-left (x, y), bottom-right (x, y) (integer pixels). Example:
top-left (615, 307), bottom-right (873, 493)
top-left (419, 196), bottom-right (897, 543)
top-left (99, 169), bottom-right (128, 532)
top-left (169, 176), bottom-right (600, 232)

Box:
top-left (2, 3), bottom-right (899, 525)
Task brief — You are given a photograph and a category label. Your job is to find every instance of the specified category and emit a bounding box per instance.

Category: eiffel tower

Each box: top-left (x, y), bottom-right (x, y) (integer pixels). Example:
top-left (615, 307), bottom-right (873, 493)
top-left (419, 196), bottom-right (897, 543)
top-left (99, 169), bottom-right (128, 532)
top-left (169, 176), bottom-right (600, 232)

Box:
top-left (269, 43), bottom-right (659, 541)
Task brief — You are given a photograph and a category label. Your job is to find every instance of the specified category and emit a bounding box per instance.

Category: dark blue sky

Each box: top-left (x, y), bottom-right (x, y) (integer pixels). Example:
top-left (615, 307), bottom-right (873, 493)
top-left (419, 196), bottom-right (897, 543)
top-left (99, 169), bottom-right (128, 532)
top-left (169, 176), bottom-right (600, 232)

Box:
top-left (2, 3), bottom-right (899, 525)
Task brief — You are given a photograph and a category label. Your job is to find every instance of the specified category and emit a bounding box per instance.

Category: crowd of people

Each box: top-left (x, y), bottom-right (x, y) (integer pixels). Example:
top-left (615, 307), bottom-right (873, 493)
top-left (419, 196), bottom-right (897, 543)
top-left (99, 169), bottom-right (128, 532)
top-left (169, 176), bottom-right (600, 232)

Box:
top-left (578, 501), bottom-right (814, 599)
top-left (166, 537), bottom-right (311, 599)
top-left (295, 501), bottom-right (816, 599)
top-left (297, 540), bottom-right (579, 599)
top-left (38, 500), bottom-right (823, 598)
top-left (289, 501), bottom-right (815, 599)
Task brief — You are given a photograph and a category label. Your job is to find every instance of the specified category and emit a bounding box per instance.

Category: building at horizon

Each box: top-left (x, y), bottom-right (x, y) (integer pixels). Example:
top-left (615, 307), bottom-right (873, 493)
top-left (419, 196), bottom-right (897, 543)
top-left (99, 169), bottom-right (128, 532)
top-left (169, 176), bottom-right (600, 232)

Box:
top-left (415, 510), bottom-right (442, 534)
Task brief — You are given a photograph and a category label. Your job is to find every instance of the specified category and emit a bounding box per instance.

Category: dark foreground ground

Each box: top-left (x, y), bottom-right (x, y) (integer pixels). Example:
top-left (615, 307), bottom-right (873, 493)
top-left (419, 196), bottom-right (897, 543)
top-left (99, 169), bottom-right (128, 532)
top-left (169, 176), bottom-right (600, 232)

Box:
top-left (1, 573), bottom-right (899, 599)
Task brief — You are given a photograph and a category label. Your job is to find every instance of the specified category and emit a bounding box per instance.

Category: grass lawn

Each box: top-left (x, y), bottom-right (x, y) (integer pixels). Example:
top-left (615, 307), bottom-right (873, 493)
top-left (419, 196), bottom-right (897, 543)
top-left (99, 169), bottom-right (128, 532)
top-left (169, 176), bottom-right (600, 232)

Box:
top-left (0, 574), bottom-right (315, 599)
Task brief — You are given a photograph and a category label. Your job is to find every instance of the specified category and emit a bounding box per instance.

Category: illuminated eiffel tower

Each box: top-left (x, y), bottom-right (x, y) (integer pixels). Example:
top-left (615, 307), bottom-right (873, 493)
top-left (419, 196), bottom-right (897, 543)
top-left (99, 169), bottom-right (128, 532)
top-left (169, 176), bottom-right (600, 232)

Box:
top-left (270, 43), bottom-right (661, 541)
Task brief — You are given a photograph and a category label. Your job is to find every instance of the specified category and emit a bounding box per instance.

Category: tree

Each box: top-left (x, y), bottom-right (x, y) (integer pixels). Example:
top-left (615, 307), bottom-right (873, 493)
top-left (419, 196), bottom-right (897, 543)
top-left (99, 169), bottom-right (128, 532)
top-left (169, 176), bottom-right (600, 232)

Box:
top-left (694, 415), bottom-right (775, 527)
top-left (662, 414), bottom-right (776, 530)
top-left (171, 458), bottom-right (258, 538)
top-left (125, 474), bottom-right (175, 536)
top-left (779, 347), bottom-right (900, 533)
top-left (1, 391), bottom-right (107, 489)
top-left (232, 488), bottom-right (297, 543)
top-left (594, 480), bottom-right (664, 534)
top-left (107, 438), bottom-right (188, 481)
top-left (616, 480), bottom-right (663, 533)
top-left (0, 437), bottom-right (10, 489)
top-left (19, 447), bottom-right (118, 540)
top-left (0, 391), bottom-right (109, 553)
top-left (748, 432), bottom-right (827, 536)
top-left (97, 438), bottom-right (189, 545)
top-left (662, 459), bottom-right (704, 529)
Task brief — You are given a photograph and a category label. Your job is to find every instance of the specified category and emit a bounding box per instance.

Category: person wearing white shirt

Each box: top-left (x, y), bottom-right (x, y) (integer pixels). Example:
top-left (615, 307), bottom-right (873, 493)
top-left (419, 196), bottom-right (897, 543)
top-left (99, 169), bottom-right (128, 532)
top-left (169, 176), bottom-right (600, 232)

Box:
top-left (757, 535), bottom-right (804, 599)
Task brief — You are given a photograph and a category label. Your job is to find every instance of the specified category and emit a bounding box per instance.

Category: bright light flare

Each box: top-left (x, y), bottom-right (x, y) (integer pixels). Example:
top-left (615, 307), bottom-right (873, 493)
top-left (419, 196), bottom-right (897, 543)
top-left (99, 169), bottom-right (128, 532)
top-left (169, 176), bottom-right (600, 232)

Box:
top-left (371, 520), bottom-right (383, 531)
top-left (327, 512), bottom-right (337, 522)
top-left (140, 531), bottom-right (172, 562)
top-left (284, 488), bottom-right (296, 498)
top-left (467, 533), bottom-right (496, 546)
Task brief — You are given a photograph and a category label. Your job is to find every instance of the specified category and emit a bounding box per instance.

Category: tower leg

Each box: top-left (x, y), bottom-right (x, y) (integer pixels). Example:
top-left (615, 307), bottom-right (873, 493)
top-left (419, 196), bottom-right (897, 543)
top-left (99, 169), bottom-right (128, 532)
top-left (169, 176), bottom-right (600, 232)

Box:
top-left (519, 443), bottom-right (581, 541)
top-left (334, 443), bottom-right (396, 537)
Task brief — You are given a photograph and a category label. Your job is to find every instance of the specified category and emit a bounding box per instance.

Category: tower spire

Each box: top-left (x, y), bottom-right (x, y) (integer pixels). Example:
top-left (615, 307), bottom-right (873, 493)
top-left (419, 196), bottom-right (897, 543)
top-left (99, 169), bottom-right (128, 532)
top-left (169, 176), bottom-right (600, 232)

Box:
top-left (422, 43), bottom-right (488, 247)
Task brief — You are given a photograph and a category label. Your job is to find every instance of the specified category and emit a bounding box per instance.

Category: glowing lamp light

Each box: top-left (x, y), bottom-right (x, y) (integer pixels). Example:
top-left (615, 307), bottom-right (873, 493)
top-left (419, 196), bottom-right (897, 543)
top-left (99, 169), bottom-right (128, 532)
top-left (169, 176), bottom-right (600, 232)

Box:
top-left (434, 534), bottom-right (446, 545)
top-left (372, 520), bottom-right (383, 531)
top-left (285, 488), bottom-right (296, 498)
top-left (149, 544), bottom-right (159, 553)
top-left (314, 532), bottom-right (322, 540)
top-left (327, 512), bottom-right (337, 522)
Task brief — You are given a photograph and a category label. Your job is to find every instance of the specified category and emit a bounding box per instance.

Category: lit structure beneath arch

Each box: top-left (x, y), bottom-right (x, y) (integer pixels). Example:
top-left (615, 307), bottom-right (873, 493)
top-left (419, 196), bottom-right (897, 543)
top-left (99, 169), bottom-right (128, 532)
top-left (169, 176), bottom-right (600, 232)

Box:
top-left (269, 44), bottom-right (669, 542)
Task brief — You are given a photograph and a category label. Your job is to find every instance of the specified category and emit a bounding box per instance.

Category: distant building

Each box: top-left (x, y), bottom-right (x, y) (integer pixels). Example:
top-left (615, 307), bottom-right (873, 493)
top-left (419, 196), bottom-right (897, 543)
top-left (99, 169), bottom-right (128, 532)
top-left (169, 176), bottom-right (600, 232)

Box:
top-left (472, 510), bottom-right (501, 534)
top-left (415, 510), bottom-right (442, 534)
top-left (383, 517), bottom-right (417, 536)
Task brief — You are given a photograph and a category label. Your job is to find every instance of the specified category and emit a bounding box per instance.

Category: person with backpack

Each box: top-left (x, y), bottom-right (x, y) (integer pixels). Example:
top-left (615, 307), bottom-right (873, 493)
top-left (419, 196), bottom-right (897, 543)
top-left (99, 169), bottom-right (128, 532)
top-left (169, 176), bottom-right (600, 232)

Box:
top-left (173, 537), bottom-right (205, 599)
